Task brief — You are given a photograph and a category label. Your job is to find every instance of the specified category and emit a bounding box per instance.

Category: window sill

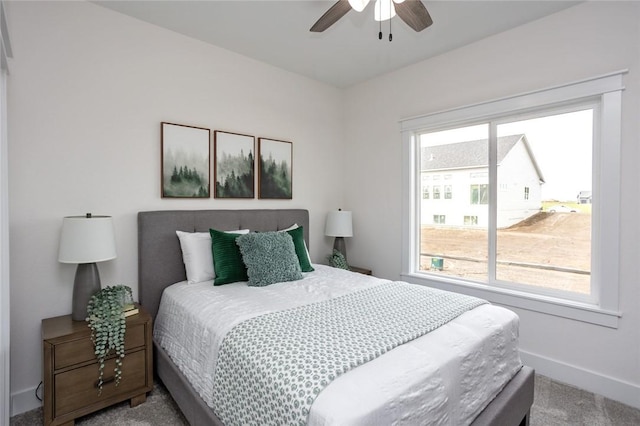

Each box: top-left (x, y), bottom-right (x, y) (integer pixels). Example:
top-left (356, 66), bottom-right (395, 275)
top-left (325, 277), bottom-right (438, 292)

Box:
top-left (400, 272), bottom-right (620, 328)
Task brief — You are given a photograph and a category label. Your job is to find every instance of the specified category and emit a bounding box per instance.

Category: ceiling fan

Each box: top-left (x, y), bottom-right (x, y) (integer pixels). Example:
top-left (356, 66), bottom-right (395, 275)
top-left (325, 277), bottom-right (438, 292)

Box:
top-left (310, 0), bottom-right (433, 34)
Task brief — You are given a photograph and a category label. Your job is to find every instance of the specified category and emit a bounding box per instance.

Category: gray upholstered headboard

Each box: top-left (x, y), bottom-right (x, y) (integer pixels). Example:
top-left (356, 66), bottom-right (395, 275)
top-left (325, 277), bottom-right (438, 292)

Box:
top-left (137, 209), bottom-right (310, 320)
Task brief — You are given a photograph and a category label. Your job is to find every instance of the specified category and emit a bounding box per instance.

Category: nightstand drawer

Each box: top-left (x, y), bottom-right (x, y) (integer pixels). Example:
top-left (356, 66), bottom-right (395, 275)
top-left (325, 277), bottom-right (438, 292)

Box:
top-left (54, 349), bottom-right (147, 417)
top-left (54, 323), bottom-right (146, 370)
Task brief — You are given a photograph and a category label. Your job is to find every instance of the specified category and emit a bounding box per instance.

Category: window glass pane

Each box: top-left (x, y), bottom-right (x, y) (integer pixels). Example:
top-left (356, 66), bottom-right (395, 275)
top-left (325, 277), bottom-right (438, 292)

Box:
top-left (433, 186), bottom-right (441, 199)
top-left (444, 185), bottom-right (452, 199)
top-left (496, 110), bottom-right (592, 295)
top-left (419, 124), bottom-right (489, 281)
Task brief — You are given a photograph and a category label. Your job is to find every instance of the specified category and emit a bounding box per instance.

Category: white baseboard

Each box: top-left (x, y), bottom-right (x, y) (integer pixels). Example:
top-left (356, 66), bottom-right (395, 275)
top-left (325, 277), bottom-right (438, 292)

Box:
top-left (520, 349), bottom-right (640, 410)
top-left (10, 385), bottom-right (40, 417)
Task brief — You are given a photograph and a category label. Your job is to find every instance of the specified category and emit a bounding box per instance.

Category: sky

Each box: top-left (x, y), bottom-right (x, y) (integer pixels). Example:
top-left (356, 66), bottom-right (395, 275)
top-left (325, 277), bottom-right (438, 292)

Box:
top-left (420, 108), bottom-right (593, 201)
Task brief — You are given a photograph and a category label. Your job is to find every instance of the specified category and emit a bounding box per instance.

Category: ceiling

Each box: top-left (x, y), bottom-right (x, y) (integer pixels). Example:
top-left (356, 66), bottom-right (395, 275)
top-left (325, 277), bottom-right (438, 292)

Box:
top-left (94, 1), bottom-right (579, 88)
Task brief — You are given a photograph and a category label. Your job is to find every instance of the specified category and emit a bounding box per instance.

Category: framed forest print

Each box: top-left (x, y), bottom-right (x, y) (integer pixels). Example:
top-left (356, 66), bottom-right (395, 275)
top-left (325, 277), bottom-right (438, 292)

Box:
top-left (161, 122), bottom-right (210, 198)
top-left (214, 131), bottom-right (255, 198)
top-left (258, 138), bottom-right (292, 199)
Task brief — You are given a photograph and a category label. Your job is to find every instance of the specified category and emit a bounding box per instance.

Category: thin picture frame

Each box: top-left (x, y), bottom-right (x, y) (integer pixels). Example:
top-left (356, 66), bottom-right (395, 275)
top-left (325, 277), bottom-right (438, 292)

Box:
top-left (161, 122), bottom-right (211, 198)
top-left (258, 137), bottom-right (293, 199)
top-left (214, 130), bottom-right (255, 199)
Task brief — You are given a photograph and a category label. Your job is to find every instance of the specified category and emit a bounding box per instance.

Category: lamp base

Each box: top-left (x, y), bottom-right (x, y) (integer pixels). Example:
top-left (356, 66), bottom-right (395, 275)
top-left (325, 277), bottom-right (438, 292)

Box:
top-left (72, 263), bottom-right (102, 321)
top-left (333, 237), bottom-right (347, 263)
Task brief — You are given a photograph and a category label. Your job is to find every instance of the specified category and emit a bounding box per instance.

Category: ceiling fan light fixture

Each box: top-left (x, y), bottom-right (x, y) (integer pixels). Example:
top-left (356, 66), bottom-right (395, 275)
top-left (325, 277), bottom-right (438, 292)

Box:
top-left (374, 0), bottom-right (396, 22)
top-left (310, 0), bottom-right (433, 34)
top-left (348, 0), bottom-right (370, 13)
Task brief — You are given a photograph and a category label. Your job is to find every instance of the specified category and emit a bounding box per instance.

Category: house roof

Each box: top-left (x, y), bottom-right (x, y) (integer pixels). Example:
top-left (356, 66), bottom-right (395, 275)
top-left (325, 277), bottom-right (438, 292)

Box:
top-left (421, 134), bottom-right (545, 182)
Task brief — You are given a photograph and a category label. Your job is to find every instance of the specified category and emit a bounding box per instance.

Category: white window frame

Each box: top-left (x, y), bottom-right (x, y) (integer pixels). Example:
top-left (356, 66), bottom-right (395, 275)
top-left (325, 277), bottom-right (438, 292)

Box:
top-left (400, 71), bottom-right (626, 328)
top-left (0, 2), bottom-right (10, 422)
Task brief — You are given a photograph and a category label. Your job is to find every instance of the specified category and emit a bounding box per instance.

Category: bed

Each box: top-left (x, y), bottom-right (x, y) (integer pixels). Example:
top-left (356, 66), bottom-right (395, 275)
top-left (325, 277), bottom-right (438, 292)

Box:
top-left (138, 209), bottom-right (534, 425)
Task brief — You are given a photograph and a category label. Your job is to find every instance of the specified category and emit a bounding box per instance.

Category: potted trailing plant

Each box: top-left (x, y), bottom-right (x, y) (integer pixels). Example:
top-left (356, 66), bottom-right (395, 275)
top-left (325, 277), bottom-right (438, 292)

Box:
top-left (86, 285), bottom-right (133, 394)
top-left (327, 249), bottom-right (350, 270)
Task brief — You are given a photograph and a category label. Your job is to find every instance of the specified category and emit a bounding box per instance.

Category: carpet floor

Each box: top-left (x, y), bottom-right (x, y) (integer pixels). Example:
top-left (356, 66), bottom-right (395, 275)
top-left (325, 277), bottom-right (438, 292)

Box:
top-left (10, 374), bottom-right (640, 425)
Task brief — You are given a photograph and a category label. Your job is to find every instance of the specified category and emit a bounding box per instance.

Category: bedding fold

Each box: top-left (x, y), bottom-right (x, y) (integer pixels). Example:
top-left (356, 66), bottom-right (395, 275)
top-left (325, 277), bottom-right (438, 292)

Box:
top-left (212, 281), bottom-right (487, 425)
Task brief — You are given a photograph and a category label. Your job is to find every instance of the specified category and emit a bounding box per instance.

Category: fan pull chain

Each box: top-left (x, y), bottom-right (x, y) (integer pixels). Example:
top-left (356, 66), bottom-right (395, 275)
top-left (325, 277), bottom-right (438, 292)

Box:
top-left (378, 0), bottom-right (382, 40)
top-left (377, 0), bottom-right (393, 41)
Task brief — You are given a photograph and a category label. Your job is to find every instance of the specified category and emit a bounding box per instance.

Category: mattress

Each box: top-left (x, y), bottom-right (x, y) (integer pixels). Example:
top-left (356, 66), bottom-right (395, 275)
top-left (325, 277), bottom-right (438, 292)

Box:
top-left (154, 265), bottom-right (523, 425)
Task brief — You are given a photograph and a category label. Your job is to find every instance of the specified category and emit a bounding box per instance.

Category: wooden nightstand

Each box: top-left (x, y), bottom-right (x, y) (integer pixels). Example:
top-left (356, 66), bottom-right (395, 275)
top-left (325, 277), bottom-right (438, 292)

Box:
top-left (349, 266), bottom-right (372, 275)
top-left (42, 305), bottom-right (153, 426)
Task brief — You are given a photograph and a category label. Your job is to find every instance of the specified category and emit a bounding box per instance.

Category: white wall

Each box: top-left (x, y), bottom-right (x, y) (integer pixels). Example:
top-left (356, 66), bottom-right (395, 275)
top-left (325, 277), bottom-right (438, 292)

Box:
top-left (344, 1), bottom-right (640, 408)
top-left (7, 1), bottom-right (345, 414)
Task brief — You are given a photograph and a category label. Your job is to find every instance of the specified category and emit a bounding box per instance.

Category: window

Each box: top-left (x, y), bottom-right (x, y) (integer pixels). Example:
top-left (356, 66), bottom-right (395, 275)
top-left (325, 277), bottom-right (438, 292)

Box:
top-left (422, 186), bottom-right (430, 199)
top-left (464, 216), bottom-right (478, 226)
top-left (433, 215), bottom-right (445, 224)
top-left (444, 185), bottom-right (452, 199)
top-left (401, 72), bottom-right (625, 327)
top-left (433, 186), bottom-right (441, 199)
top-left (423, 112), bottom-right (592, 296)
top-left (470, 184), bottom-right (488, 205)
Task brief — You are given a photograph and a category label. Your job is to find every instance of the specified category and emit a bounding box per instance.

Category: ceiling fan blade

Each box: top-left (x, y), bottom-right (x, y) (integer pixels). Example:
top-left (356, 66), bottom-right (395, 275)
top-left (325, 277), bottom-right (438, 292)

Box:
top-left (394, 0), bottom-right (433, 32)
top-left (310, 0), bottom-right (352, 32)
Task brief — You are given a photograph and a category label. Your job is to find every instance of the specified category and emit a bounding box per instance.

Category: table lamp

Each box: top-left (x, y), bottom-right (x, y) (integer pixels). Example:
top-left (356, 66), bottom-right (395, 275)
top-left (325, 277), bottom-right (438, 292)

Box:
top-left (325, 209), bottom-right (353, 262)
top-left (58, 214), bottom-right (117, 321)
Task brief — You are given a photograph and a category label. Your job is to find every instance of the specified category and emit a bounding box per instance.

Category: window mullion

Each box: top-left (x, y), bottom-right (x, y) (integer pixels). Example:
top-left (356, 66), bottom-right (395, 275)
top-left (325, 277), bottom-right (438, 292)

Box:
top-left (488, 122), bottom-right (498, 282)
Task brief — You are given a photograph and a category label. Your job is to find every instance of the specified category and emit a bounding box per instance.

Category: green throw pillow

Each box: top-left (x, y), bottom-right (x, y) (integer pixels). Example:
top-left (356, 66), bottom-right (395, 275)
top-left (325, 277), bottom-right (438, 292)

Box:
top-left (210, 228), bottom-right (248, 285)
top-left (236, 231), bottom-right (303, 287)
top-left (286, 226), bottom-right (314, 272)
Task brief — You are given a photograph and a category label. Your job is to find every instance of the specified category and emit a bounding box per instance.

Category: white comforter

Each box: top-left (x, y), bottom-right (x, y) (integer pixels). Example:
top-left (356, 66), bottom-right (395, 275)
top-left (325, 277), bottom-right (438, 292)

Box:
top-left (154, 265), bottom-right (522, 425)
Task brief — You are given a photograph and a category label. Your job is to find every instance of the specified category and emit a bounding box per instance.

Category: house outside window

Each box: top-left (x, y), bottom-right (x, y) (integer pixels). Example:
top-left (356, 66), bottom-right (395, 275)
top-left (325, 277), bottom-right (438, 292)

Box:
top-left (422, 186), bottom-right (429, 199)
top-left (433, 215), bottom-right (445, 224)
top-left (444, 185), bottom-right (452, 199)
top-left (401, 72), bottom-right (624, 327)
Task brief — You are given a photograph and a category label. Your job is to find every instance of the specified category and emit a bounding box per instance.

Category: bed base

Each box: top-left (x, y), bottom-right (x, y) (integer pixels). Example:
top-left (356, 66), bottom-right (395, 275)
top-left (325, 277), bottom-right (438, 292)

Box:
top-left (155, 339), bottom-right (533, 426)
top-left (155, 341), bottom-right (533, 426)
top-left (139, 209), bottom-right (534, 425)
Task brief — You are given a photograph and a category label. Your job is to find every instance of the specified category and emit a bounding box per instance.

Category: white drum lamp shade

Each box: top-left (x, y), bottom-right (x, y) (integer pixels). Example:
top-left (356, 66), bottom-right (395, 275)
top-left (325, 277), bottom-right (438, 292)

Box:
top-left (58, 214), bottom-right (117, 320)
top-left (325, 210), bottom-right (353, 261)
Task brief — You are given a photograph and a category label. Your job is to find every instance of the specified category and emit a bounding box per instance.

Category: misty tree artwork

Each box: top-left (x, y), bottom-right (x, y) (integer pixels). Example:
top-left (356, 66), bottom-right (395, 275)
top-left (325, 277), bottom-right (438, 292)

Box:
top-left (214, 131), bottom-right (255, 198)
top-left (258, 138), bottom-right (292, 199)
top-left (161, 122), bottom-right (211, 198)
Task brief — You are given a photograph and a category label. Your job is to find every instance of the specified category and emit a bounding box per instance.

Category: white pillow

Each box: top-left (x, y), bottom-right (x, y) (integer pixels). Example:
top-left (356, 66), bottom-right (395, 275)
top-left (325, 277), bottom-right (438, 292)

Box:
top-left (176, 229), bottom-right (249, 284)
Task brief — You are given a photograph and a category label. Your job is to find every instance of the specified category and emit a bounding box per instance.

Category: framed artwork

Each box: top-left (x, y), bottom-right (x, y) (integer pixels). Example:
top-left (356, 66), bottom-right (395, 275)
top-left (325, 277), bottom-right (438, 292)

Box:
top-left (161, 122), bottom-right (211, 198)
top-left (258, 138), bottom-right (292, 199)
top-left (214, 131), bottom-right (255, 198)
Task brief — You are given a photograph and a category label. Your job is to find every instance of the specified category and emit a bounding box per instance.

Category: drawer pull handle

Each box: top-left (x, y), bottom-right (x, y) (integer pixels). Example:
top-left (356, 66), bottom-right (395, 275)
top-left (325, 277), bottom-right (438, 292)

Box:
top-left (95, 376), bottom-right (115, 388)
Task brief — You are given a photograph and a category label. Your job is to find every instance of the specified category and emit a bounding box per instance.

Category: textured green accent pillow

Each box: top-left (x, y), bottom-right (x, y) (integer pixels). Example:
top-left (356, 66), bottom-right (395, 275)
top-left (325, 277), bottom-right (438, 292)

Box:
top-left (285, 226), bottom-right (314, 272)
top-left (236, 231), bottom-right (303, 287)
top-left (210, 228), bottom-right (248, 285)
